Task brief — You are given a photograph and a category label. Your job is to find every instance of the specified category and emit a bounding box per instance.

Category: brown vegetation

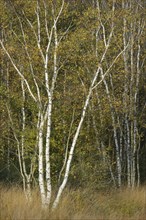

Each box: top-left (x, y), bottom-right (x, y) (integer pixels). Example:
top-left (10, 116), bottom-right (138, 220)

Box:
top-left (0, 185), bottom-right (146, 220)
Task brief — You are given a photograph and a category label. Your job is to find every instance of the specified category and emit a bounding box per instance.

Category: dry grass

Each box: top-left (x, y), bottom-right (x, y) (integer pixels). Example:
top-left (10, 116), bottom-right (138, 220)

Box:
top-left (0, 184), bottom-right (146, 220)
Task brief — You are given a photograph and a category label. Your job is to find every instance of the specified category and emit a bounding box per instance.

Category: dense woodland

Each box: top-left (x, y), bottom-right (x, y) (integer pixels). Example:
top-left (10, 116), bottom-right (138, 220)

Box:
top-left (0, 0), bottom-right (146, 210)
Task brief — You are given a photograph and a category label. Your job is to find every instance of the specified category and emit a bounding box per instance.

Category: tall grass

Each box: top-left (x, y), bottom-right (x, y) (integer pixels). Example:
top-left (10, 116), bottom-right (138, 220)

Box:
top-left (0, 184), bottom-right (146, 220)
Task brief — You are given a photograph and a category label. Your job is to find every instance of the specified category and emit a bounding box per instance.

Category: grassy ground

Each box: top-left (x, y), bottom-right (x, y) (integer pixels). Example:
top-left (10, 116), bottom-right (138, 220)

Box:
top-left (0, 185), bottom-right (146, 220)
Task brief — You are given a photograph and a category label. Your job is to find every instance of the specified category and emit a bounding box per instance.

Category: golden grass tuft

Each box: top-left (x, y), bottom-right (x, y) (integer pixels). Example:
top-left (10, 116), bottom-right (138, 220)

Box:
top-left (0, 184), bottom-right (146, 220)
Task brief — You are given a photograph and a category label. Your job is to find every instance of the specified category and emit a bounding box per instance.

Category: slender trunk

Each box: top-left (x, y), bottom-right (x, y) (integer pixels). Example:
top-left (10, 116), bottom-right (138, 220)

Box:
top-left (6, 64), bottom-right (10, 180)
top-left (137, 137), bottom-right (140, 187)
top-left (135, 34), bottom-right (141, 187)
top-left (58, 109), bottom-right (75, 184)
top-left (38, 115), bottom-right (46, 206)
top-left (52, 67), bottom-right (101, 210)
top-left (126, 117), bottom-right (131, 187)
top-left (26, 177), bottom-right (32, 201)
top-left (122, 3), bottom-right (131, 187)
top-left (132, 120), bottom-right (136, 188)
top-left (45, 96), bottom-right (52, 205)
top-left (130, 19), bottom-right (136, 188)
top-left (21, 78), bottom-right (33, 200)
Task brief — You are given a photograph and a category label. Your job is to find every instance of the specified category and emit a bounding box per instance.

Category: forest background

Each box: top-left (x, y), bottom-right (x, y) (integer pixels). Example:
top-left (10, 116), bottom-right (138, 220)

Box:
top-left (0, 0), bottom-right (146, 219)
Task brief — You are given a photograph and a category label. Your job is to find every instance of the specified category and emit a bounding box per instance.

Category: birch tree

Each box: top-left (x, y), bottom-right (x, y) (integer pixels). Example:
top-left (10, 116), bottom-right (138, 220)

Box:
top-left (0, 0), bottom-right (145, 210)
top-left (121, 0), bottom-right (145, 187)
top-left (0, 0), bottom-right (65, 206)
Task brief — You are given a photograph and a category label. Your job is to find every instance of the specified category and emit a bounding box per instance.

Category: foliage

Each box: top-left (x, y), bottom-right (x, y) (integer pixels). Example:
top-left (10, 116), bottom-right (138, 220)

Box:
top-left (0, 0), bottom-right (146, 208)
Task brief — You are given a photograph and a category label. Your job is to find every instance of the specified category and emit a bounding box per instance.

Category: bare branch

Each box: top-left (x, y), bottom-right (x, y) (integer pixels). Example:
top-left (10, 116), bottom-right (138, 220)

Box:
top-left (23, 10), bottom-right (45, 63)
top-left (92, 44), bottom-right (129, 90)
top-left (0, 40), bottom-right (37, 102)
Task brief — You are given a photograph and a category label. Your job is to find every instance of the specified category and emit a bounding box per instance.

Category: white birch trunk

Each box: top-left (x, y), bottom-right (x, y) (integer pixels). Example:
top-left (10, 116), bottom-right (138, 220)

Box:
top-left (135, 36), bottom-right (141, 187)
top-left (126, 118), bottom-right (131, 187)
top-left (21, 79), bottom-right (32, 201)
top-left (52, 14), bottom-right (127, 207)
top-left (137, 138), bottom-right (140, 187)
top-left (6, 64), bottom-right (10, 179)
top-left (45, 97), bottom-right (52, 205)
top-left (52, 67), bottom-right (101, 210)
top-left (38, 115), bottom-right (46, 206)
top-left (122, 4), bottom-right (132, 187)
